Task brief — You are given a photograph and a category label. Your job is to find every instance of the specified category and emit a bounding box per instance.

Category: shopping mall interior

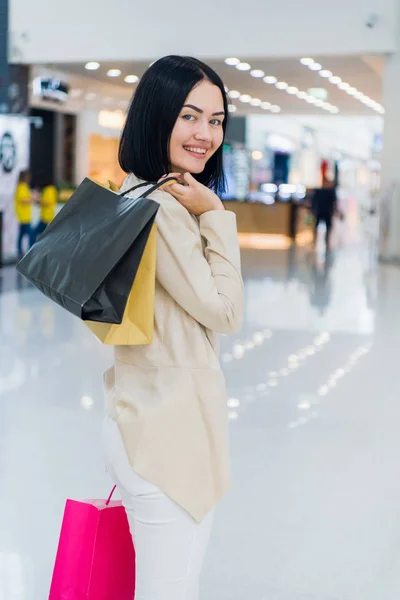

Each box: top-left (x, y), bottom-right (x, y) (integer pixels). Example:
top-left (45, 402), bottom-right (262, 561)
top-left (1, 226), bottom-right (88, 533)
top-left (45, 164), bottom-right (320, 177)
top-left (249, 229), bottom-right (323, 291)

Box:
top-left (2, 0), bottom-right (400, 599)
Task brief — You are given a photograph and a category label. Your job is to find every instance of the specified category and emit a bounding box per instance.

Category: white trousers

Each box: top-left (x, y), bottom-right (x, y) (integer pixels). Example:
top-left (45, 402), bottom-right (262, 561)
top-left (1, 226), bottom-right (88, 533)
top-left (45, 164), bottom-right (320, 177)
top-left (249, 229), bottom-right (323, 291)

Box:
top-left (101, 417), bottom-right (214, 600)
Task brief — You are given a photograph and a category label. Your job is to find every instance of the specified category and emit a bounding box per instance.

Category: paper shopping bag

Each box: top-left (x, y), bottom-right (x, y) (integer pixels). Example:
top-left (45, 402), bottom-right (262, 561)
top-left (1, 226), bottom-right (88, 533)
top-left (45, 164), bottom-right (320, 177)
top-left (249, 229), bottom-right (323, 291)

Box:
top-left (17, 177), bottom-right (176, 325)
top-left (85, 221), bottom-right (157, 345)
top-left (49, 489), bottom-right (135, 600)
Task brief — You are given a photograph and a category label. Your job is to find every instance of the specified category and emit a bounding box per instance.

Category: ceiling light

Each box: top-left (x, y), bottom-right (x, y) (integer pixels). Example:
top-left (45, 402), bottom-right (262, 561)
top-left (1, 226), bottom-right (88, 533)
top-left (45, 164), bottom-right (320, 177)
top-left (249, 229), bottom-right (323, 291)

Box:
top-left (228, 90), bottom-right (241, 99)
top-left (250, 69), bottom-right (265, 78)
top-left (309, 62), bottom-right (322, 71)
top-left (228, 104), bottom-right (237, 113)
top-left (261, 101), bottom-right (271, 109)
top-left (239, 94), bottom-right (252, 103)
top-left (329, 107), bottom-right (339, 113)
top-left (124, 75), bottom-right (139, 84)
top-left (236, 62), bottom-right (251, 71)
top-left (346, 87), bottom-right (357, 95)
top-left (250, 98), bottom-right (262, 106)
top-left (287, 86), bottom-right (299, 94)
top-left (85, 61), bottom-right (100, 70)
top-left (378, 106), bottom-right (385, 114)
top-left (319, 70), bottom-right (332, 78)
top-left (355, 91), bottom-right (365, 100)
top-left (329, 76), bottom-right (342, 84)
top-left (107, 69), bottom-right (122, 77)
top-left (252, 150), bottom-right (263, 160)
top-left (300, 57), bottom-right (314, 66)
top-left (264, 76), bottom-right (277, 84)
top-left (275, 81), bottom-right (288, 90)
top-left (270, 105), bottom-right (281, 113)
top-left (296, 91), bottom-right (308, 99)
top-left (306, 96), bottom-right (317, 104)
top-left (338, 82), bottom-right (350, 90)
top-left (225, 57), bottom-right (240, 66)
top-left (314, 99), bottom-right (324, 107)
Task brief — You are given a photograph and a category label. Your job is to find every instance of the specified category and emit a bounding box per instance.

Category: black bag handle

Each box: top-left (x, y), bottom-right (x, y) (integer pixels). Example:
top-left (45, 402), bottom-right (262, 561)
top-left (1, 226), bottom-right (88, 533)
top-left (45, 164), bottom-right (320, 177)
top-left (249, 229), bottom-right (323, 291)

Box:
top-left (121, 177), bottom-right (178, 199)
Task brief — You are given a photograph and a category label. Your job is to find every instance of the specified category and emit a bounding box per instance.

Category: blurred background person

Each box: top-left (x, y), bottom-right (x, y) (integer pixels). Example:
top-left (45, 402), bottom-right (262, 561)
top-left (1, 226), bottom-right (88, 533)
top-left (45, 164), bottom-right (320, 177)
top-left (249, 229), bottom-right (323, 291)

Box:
top-left (311, 177), bottom-right (338, 251)
top-left (15, 171), bottom-right (35, 258)
top-left (35, 181), bottom-right (58, 239)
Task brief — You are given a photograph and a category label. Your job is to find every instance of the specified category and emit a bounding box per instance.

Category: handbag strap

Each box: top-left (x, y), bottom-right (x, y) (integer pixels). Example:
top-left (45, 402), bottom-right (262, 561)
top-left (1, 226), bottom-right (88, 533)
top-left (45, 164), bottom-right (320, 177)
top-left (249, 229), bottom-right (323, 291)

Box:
top-left (120, 177), bottom-right (178, 199)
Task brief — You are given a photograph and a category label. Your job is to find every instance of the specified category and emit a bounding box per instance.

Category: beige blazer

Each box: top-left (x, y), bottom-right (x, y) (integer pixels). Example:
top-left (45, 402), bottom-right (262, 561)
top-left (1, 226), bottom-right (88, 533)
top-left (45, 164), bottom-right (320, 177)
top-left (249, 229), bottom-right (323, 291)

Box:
top-left (104, 173), bottom-right (244, 522)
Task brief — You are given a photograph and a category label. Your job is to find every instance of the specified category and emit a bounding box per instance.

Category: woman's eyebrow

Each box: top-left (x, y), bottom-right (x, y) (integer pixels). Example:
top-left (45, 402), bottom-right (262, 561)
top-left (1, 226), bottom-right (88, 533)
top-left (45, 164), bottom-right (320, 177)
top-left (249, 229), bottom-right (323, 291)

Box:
top-left (183, 104), bottom-right (225, 116)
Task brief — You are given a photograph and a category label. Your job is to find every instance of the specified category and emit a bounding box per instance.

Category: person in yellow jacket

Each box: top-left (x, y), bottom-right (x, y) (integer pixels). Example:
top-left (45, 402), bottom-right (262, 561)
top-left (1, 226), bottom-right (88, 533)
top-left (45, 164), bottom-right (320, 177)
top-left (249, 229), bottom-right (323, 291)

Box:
top-left (35, 183), bottom-right (58, 238)
top-left (15, 171), bottom-right (35, 257)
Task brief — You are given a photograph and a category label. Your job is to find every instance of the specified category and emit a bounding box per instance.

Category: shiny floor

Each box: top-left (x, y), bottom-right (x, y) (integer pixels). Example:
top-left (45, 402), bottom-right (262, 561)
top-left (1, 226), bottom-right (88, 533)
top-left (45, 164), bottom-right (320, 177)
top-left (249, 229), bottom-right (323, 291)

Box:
top-left (2, 227), bottom-right (400, 600)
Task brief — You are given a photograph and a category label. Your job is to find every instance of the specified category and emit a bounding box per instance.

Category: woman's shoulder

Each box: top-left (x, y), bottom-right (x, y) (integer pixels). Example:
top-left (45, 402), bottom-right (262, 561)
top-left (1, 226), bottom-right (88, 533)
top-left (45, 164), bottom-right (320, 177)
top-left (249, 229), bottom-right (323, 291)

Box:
top-left (150, 188), bottom-right (199, 231)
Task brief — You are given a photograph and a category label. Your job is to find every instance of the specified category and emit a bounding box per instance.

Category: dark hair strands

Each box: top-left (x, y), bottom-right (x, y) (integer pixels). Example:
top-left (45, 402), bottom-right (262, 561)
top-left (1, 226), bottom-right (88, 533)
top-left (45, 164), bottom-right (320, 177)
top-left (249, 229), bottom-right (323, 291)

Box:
top-left (119, 55), bottom-right (229, 196)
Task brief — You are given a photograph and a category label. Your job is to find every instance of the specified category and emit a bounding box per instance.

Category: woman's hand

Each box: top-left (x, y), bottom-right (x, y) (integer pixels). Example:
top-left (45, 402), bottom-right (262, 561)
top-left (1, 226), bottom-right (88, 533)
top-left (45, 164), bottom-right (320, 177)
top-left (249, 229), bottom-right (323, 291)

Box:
top-left (158, 172), bottom-right (224, 216)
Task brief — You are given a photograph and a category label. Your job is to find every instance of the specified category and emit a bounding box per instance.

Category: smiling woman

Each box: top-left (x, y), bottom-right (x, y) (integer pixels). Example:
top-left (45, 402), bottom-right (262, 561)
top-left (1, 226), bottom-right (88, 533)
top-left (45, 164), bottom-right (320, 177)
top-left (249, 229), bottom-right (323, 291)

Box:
top-left (119, 55), bottom-right (229, 194)
top-left (103, 55), bottom-right (244, 600)
top-left (169, 84), bottom-right (226, 175)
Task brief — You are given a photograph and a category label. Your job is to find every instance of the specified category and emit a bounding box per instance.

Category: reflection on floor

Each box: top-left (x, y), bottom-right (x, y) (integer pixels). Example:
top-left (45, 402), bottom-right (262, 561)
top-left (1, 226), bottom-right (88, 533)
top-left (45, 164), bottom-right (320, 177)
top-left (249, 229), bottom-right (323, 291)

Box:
top-left (3, 237), bottom-right (400, 600)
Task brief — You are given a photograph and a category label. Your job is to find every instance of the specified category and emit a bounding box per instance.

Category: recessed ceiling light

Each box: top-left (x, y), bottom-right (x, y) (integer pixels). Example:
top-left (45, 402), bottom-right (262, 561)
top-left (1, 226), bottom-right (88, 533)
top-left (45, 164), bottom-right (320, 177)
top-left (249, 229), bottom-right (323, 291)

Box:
top-left (296, 91), bottom-right (308, 99)
top-left (239, 94), bottom-right (252, 103)
top-left (225, 57), bottom-right (240, 66)
top-left (309, 62), bottom-right (322, 71)
top-left (236, 62), bottom-right (251, 71)
top-left (329, 76), bottom-right (342, 84)
top-left (300, 58), bottom-right (314, 66)
top-left (228, 90), bottom-right (241, 99)
top-left (346, 87), bottom-right (357, 95)
top-left (261, 101), bottom-right (271, 109)
top-left (250, 98), bottom-right (262, 106)
top-left (338, 82), bottom-right (350, 90)
top-left (270, 105), bottom-right (281, 113)
top-left (250, 69), bottom-right (265, 78)
top-left (355, 92), bottom-right (365, 100)
top-left (329, 107), bottom-right (340, 113)
top-left (319, 70), bottom-right (332, 78)
top-left (306, 96), bottom-right (317, 104)
top-left (85, 62), bottom-right (100, 71)
top-left (228, 104), bottom-right (237, 113)
top-left (314, 99), bottom-right (325, 107)
top-left (275, 81), bottom-right (288, 90)
top-left (287, 86), bottom-right (299, 94)
top-left (252, 150), bottom-right (264, 160)
top-left (264, 76), bottom-right (277, 84)
top-left (107, 69), bottom-right (122, 77)
top-left (124, 75), bottom-right (139, 84)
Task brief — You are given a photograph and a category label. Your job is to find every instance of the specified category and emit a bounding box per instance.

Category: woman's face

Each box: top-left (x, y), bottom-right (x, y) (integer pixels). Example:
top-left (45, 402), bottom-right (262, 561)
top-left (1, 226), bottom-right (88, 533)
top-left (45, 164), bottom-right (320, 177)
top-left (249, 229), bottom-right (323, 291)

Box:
top-left (169, 80), bottom-right (225, 175)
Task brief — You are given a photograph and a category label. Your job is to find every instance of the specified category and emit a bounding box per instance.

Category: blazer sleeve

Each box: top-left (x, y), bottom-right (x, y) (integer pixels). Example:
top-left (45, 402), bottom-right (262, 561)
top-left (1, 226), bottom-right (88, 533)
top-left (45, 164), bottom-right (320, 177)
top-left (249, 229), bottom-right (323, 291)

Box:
top-left (154, 194), bottom-right (244, 334)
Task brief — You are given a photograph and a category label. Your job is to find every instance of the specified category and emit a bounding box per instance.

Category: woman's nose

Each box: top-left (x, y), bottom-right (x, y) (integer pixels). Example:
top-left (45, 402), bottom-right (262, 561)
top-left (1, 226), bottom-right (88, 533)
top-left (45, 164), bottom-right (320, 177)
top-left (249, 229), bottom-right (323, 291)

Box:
top-left (194, 120), bottom-right (212, 141)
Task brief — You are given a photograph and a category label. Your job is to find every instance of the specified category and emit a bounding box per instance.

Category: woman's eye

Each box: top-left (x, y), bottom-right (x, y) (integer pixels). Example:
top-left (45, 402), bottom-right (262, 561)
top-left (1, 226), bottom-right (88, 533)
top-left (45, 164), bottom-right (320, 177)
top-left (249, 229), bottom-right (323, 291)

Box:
top-left (183, 114), bottom-right (195, 121)
top-left (210, 119), bottom-right (222, 126)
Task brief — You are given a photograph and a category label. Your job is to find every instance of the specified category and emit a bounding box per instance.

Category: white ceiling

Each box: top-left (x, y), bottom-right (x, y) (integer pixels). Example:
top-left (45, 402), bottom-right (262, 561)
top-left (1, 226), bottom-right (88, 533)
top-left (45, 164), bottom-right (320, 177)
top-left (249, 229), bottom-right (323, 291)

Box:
top-left (37, 54), bottom-right (384, 116)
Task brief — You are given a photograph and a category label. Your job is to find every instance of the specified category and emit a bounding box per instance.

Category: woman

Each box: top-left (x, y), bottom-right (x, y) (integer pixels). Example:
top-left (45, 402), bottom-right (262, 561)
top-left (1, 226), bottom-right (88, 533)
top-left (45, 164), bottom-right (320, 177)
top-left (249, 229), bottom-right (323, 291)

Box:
top-left (102, 55), bottom-right (244, 599)
top-left (15, 171), bottom-right (35, 257)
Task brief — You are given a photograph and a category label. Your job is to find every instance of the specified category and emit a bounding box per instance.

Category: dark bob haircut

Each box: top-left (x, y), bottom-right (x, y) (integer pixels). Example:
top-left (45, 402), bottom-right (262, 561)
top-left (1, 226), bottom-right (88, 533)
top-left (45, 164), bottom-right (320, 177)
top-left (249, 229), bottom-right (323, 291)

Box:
top-left (119, 55), bottom-right (229, 195)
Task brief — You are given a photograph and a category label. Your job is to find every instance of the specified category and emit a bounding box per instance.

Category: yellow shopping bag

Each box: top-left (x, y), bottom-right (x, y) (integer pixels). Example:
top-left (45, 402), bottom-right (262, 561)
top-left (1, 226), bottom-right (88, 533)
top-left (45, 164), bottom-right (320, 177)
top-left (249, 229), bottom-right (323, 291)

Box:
top-left (85, 222), bottom-right (157, 345)
top-left (84, 179), bottom-right (160, 345)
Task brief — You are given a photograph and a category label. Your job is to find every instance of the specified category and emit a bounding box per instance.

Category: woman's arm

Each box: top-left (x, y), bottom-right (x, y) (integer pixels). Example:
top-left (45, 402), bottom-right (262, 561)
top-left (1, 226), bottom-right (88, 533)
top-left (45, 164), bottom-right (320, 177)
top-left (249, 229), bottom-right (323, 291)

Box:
top-left (155, 195), bottom-right (244, 334)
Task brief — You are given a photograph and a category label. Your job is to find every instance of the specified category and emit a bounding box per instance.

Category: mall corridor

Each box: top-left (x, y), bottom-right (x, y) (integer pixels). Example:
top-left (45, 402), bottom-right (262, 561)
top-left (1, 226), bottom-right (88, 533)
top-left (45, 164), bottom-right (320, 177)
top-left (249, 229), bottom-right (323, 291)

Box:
top-left (2, 234), bottom-right (400, 600)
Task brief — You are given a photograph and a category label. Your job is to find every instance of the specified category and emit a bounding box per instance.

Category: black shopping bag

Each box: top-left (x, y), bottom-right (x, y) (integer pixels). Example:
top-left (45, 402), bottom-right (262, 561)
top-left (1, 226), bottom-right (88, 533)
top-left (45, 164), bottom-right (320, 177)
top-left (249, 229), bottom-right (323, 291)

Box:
top-left (16, 177), bottom-right (175, 324)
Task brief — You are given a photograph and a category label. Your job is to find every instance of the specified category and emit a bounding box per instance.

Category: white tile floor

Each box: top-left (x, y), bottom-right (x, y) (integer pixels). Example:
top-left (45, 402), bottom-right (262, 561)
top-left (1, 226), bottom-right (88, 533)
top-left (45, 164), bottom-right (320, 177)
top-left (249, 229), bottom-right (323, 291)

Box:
top-left (2, 235), bottom-right (400, 600)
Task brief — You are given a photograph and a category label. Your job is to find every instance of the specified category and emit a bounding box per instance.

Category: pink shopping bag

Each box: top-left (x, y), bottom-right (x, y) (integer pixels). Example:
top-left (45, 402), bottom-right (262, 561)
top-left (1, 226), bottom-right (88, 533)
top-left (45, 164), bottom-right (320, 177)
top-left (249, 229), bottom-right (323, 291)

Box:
top-left (49, 486), bottom-right (135, 600)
